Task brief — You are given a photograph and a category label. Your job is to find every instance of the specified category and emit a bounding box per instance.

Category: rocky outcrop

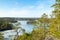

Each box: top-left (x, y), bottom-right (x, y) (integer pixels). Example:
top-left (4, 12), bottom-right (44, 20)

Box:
top-left (45, 35), bottom-right (60, 40)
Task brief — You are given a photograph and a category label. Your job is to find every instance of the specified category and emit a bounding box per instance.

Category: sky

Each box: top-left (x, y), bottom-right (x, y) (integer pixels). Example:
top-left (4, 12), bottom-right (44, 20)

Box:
top-left (0, 0), bottom-right (55, 17)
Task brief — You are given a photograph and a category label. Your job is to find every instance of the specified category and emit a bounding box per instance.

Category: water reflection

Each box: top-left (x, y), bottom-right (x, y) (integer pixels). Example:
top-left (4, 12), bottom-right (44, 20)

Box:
top-left (3, 21), bottom-right (34, 40)
top-left (20, 21), bottom-right (33, 32)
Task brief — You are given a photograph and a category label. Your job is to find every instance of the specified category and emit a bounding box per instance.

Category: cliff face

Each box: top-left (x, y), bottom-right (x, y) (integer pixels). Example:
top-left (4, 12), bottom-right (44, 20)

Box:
top-left (45, 34), bottom-right (60, 40)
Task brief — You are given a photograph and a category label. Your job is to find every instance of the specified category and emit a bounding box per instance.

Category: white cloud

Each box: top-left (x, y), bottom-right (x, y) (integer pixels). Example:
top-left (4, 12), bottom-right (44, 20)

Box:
top-left (10, 9), bottom-right (29, 17)
top-left (0, 9), bottom-right (30, 17)
top-left (0, 0), bottom-right (53, 17)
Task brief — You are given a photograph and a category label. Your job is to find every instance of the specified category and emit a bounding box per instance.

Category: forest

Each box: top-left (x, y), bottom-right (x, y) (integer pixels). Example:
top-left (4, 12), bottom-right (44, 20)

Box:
top-left (0, 0), bottom-right (60, 40)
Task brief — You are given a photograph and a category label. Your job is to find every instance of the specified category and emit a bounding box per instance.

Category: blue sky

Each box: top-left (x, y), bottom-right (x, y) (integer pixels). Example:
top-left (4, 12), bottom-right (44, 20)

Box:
top-left (0, 0), bottom-right (55, 17)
